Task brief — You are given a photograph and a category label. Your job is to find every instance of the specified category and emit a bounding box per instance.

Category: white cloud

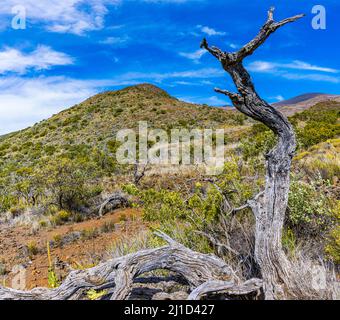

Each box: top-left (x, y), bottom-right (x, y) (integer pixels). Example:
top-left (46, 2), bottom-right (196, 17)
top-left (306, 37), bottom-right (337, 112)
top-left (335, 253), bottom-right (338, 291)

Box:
top-left (179, 49), bottom-right (206, 63)
top-left (206, 96), bottom-right (228, 105)
top-left (171, 80), bottom-right (210, 86)
top-left (118, 68), bottom-right (224, 83)
top-left (142, 0), bottom-right (203, 3)
top-left (0, 75), bottom-right (142, 134)
top-left (229, 43), bottom-right (240, 50)
top-left (271, 95), bottom-right (285, 102)
top-left (197, 25), bottom-right (226, 36)
top-left (0, 0), bottom-right (119, 35)
top-left (248, 61), bottom-right (274, 72)
top-left (286, 61), bottom-right (338, 73)
top-left (0, 76), bottom-right (96, 134)
top-left (178, 95), bottom-right (227, 106)
top-left (0, 46), bottom-right (73, 74)
top-left (248, 60), bottom-right (338, 74)
top-left (248, 60), bottom-right (339, 83)
top-left (0, 0), bottom-right (200, 35)
top-left (281, 73), bottom-right (340, 83)
top-left (100, 36), bottom-right (130, 46)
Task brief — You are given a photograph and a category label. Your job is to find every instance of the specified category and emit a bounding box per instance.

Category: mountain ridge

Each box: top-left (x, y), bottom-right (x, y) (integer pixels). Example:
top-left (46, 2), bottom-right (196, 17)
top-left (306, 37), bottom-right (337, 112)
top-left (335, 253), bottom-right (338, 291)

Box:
top-left (274, 93), bottom-right (340, 116)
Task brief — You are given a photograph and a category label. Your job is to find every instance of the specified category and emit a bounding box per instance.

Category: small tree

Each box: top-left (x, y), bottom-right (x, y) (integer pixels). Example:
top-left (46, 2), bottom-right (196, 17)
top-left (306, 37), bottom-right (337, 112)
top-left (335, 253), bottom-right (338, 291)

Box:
top-left (44, 157), bottom-right (96, 211)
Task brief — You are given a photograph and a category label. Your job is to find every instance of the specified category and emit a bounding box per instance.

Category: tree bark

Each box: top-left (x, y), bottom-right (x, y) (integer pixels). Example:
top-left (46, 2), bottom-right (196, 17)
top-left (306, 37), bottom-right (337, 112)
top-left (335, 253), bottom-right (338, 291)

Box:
top-left (187, 278), bottom-right (263, 300)
top-left (201, 7), bottom-right (304, 299)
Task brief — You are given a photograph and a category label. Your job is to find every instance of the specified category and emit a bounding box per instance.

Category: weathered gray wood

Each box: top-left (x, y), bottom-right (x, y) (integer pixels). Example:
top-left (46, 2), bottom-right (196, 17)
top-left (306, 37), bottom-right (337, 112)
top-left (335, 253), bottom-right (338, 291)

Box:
top-left (98, 191), bottom-right (129, 216)
top-left (133, 161), bottom-right (148, 185)
top-left (188, 278), bottom-right (263, 300)
top-left (0, 232), bottom-right (239, 300)
top-left (202, 8), bottom-right (304, 299)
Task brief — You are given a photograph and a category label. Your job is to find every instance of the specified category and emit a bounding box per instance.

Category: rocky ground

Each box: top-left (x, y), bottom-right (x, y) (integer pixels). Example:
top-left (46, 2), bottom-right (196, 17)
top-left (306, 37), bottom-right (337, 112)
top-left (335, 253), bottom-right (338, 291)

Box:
top-left (0, 208), bottom-right (145, 290)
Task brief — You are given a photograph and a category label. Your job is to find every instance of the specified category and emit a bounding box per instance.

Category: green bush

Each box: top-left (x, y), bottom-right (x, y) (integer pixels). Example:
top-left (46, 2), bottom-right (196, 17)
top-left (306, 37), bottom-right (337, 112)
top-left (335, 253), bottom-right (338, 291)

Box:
top-left (240, 130), bottom-right (276, 160)
top-left (140, 185), bottom-right (227, 253)
top-left (9, 205), bottom-right (26, 218)
top-left (287, 180), bottom-right (336, 238)
top-left (325, 225), bottom-right (340, 264)
top-left (53, 210), bottom-right (71, 225)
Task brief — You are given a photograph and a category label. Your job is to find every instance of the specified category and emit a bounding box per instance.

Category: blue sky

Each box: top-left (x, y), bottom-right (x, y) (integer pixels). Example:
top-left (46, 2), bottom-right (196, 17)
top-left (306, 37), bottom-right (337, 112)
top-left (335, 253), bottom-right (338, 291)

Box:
top-left (0, 0), bottom-right (339, 134)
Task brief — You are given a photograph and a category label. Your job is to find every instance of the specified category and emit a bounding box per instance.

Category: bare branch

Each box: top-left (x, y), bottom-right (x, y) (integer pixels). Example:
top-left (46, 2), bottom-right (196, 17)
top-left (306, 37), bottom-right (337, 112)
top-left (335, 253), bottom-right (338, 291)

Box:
top-left (200, 38), bottom-right (227, 61)
top-left (267, 6), bottom-right (275, 22)
top-left (133, 161), bottom-right (149, 185)
top-left (154, 230), bottom-right (180, 246)
top-left (236, 8), bottom-right (304, 60)
top-left (231, 191), bottom-right (264, 216)
top-left (201, 8), bottom-right (304, 66)
top-left (214, 88), bottom-right (242, 101)
top-left (195, 230), bottom-right (240, 256)
top-left (272, 14), bottom-right (306, 29)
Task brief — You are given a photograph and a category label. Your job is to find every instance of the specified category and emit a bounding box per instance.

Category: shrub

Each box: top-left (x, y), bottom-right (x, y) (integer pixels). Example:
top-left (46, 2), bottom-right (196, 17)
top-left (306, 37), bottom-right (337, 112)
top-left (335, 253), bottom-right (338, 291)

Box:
top-left (100, 221), bottom-right (116, 233)
top-left (73, 213), bottom-right (84, 223)
top-left (47, 242), bottom-right (60, 288)
top-left (114, 108), bottom-right (123, 116)
top-left (0, 262), bottom-right (7, 276)
top-left (287, 180), bottom-right (336, 238)
top-left (81, 228), bottom-right (99, 240)
top-left (9, 205), bottom-right (26, 218)
top-left (87, 289), bottom-right (108, 300)
top-left (27, 241), bottom-right (38, 257)
top-left (52, 210), bottom-right (71, 225)
top-left (38, 220), bottom-right (48, 228)
top-left (240, 130), bottom-right (276, 160)
top-left (297, 122), bottom-right (339, 149)
top-left (282, 228), bottom-right (297, 257)
top-left (325, 225), bottom-right (340, 264)
top-left (52, 234), bottom-right (63, 247)
top-left (140, 185), bottom-right (227, 253)
top-left (43, 157), bottom-right (99, 212)
top-left (119, 213), bottom-right (128, 223)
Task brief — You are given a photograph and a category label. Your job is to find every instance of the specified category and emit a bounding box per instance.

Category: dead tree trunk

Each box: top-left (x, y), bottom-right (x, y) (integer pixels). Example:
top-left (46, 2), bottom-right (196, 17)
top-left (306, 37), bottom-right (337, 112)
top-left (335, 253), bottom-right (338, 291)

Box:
top-left (201, 7), bottom-right (304, 299)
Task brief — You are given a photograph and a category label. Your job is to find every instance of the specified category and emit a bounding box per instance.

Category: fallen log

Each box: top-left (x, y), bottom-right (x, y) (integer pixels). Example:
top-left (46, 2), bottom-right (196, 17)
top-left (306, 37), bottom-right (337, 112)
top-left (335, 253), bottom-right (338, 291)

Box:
top-left (98, 191), bottom-right (130, 216)
top-left (0, 232), bottom-right (258, 300)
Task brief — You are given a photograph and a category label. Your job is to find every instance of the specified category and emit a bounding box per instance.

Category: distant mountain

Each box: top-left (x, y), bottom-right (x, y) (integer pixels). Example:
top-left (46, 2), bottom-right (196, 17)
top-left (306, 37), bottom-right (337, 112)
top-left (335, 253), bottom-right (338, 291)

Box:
top-left (273, 93), bottom-right (340, 116)
top-left (274, 93), bottom-right (327, 106)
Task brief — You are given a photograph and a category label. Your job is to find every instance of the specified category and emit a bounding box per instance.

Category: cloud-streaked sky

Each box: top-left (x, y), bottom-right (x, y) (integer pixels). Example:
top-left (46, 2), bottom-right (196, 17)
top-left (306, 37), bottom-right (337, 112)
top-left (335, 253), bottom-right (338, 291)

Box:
top-left (0, 0), bottom-right (339, 134)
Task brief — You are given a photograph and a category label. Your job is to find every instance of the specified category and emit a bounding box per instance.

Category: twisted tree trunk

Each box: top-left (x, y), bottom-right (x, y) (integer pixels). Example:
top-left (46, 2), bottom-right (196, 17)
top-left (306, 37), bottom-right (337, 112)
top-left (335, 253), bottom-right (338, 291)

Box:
top-left (201, 7), bottom-right (304, 299)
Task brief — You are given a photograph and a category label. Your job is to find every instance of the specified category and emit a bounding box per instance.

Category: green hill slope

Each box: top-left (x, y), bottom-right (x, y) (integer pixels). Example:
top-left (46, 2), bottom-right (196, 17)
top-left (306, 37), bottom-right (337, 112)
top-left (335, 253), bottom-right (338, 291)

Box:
top-left (0, 84), bottom-right (247, 214)
top-left (0, 84), bottom-right (246, 163)
top-left (0, 84), bottom-right (339, 217)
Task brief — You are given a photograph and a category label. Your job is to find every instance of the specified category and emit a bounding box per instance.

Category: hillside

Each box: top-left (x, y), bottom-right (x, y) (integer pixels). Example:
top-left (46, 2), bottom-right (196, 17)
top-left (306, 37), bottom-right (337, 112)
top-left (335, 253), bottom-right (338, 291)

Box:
top-left (274, 93), bottom-right (340, 116)
top-left (0, 84), bottom-right (339, 217)
top-left (0, 83), bottom-right (250, 217)
top-left (0, 84), bottom-right (246, 162)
